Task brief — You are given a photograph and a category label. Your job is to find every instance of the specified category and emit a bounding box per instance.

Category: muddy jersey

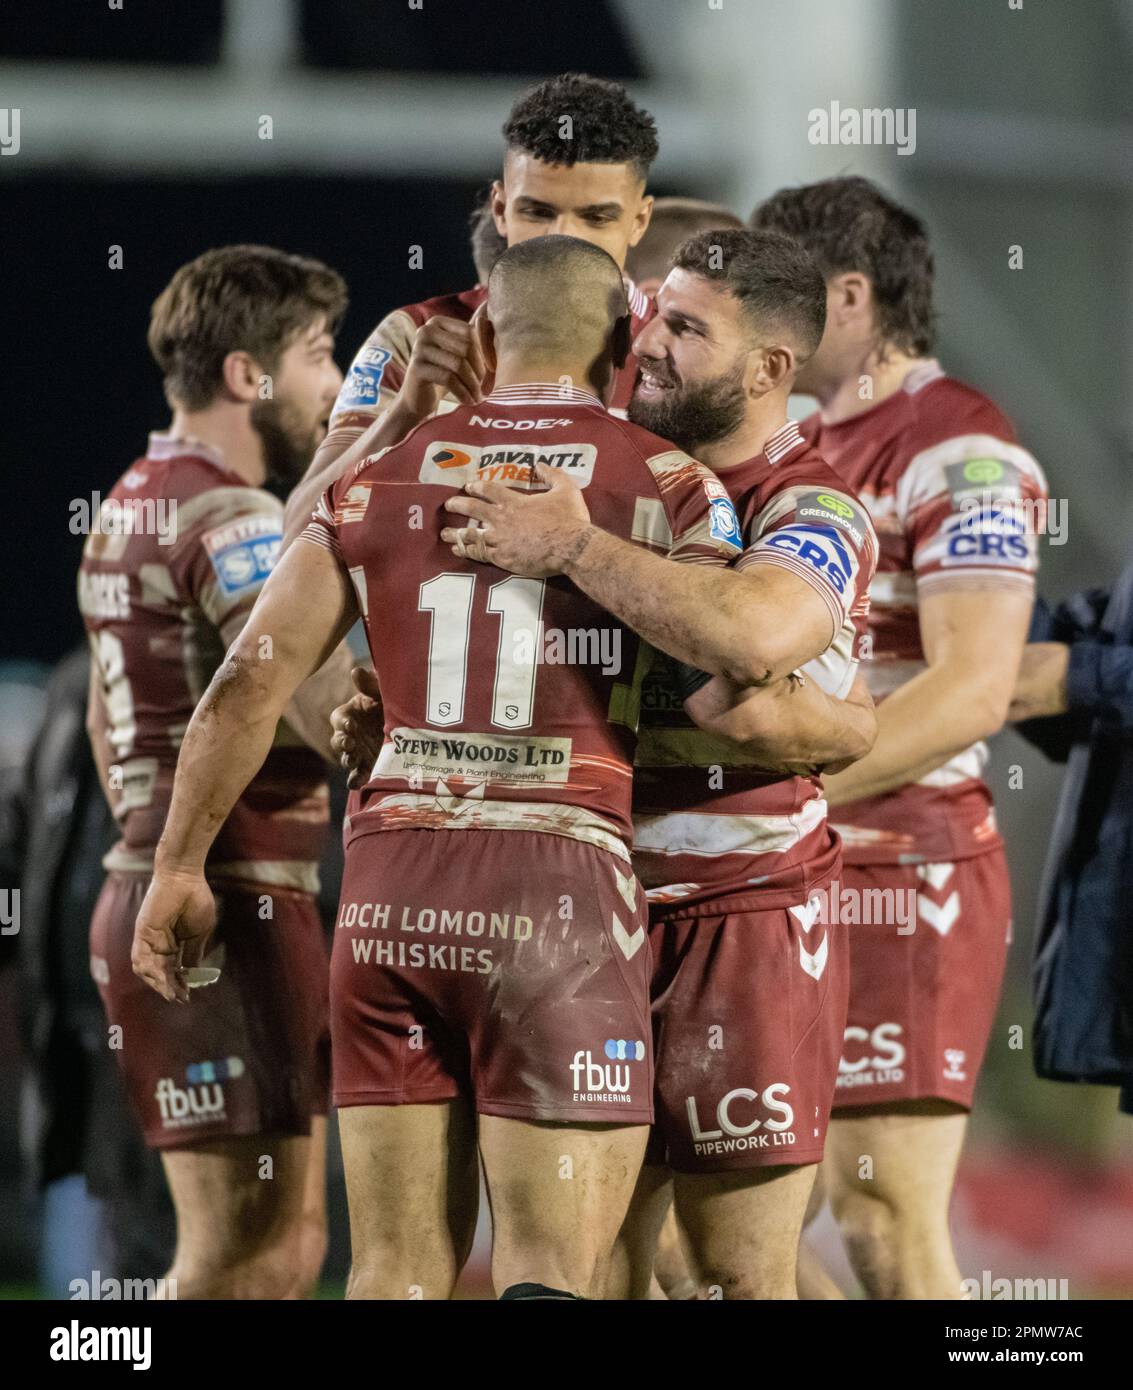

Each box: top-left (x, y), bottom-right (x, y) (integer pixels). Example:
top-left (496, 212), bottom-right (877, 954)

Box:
top-left (78, 434), bottom-right (330, 891)
top-left (801, 361), bottom-right (1048, 865)
top-left (302, 383), bottom-right (741, 861)
top-left (632, 421), bottom-right (878, 910)
top-left (329, 277), bottom-right (654, 437)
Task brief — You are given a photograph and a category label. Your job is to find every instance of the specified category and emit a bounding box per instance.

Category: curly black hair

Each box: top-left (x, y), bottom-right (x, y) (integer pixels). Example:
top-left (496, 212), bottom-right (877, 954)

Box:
top-left (502, 72), bottom-right (658, 181)
top-left (751, 176), bottom-right (936, 357)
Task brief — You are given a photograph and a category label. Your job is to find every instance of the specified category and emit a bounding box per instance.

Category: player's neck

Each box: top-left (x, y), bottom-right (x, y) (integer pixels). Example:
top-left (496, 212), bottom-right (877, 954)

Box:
top-left (491, 356), bottom-right (603, 399)
top-left (813, 346), bottom-right (922, 425)
top-left (695, 392), bottom-right (789, 472)
top-left (167, 405), bottom-right (267, 487)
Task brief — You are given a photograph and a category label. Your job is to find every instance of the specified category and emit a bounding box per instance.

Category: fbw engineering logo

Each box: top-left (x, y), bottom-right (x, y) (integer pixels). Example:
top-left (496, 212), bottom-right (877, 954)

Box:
top-left (570, 1040), bottom-right (645, 1103)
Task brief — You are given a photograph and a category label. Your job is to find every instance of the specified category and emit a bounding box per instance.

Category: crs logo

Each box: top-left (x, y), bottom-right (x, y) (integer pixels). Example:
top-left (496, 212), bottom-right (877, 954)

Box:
top-left (686, 1084), bottom-right (795, 1140)
top-left (764, 524), bottom-right (853, 593)
top-left (944, 509), bottom-right (1028, 563)
top-left (839, 1022), bottom-right (906, 1075)
top-left (431, 447), bottom-right (472, 469)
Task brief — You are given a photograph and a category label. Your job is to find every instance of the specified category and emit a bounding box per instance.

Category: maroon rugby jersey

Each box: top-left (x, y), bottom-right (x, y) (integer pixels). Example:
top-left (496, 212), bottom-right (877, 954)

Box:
top-left (631, 420), bottom-right (878, 911)
top-left (801, 361), bottom-right (1048, 865)
top-left (302, 382), bottom-right (741, 862)
top-left (79, 434), bottom-right (331, 891)
top-left (329, 277), bottom-right (654, 436)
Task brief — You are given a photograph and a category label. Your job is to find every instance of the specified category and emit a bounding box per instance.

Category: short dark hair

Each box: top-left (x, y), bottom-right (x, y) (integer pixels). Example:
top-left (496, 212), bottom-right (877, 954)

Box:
top-left (672, 228), bottom-right (827, 360)
top-left (625, 197), bottom-right (744, 285)
top-left (148, 244), bottom-right (347, 410)
top-left (468, 190), bottom-right (508, 283)
top-left (502, 72), bottom-right (658, 182)
top-left (751, 176), bottom-right (936, 356)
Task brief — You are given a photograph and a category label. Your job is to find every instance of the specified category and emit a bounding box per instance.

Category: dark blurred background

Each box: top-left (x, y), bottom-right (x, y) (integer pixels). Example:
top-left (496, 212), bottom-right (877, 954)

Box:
top-left (2, 0), bottom-right (1131, 1296)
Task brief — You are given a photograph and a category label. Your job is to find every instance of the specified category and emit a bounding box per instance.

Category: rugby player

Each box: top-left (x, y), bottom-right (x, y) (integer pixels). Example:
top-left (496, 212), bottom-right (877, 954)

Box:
top-left (131, 235), bottom-right (768, 1300)
top-left (79, 245), bottom-right (356, 1299)
top-left (281, 72), bottom-right (659, 547)
top-left (468, 189), bottom-right (508, 284)
top-left (442, 229), bottom-right (879, 1299)
top-left (625, 197), bottom-right (744, 297)
top-left (753, 177), bottom-right (1048, 1298)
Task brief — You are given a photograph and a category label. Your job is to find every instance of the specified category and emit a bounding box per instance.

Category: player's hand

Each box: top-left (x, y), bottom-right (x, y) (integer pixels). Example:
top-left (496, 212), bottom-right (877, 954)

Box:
top-left (1008, 640), bottom-right (1070, 722)
top-left (132, 869), bottom-right (217, 1004)
top-left (441, 462), bottom-right (593, 577)
top-left (395, 316), bottom-right (487, 419)
top-left (330, 665), bottom-right (384, 788)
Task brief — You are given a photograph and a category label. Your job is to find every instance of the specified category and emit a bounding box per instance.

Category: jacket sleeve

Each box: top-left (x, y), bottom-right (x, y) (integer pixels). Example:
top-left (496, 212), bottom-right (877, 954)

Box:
top-left (1064, 638), bottom-right (1133, 728)
top-left (1015, 588), bottom-right (1131, 760)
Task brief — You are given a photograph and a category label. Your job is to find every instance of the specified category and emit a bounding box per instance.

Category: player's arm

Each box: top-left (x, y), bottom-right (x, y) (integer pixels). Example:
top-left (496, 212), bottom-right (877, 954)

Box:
top-left (822, 586), bottom-right (1033, 806)
top-left (443, 464), bottom-right (833, 687)
top-left (685, 669), bottom-right (877, 774)
top-left (133, 539), bottom-right (359, 1002)
top-left (208, 563), bottom-right (355, 767)
top-left (282, 316), bottom-right (486, 549)
top-left (84, 654), bottom-right (117, 809)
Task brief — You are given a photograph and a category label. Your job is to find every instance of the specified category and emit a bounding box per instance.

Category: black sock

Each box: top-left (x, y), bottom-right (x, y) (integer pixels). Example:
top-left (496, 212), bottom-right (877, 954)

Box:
top-left (499, 1281), bottom-right (583, 1300)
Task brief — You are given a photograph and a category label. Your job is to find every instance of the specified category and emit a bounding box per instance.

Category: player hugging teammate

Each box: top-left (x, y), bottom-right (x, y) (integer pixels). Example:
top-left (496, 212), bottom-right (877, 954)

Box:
top-left (112, 71), bottom-right (1046, 1300)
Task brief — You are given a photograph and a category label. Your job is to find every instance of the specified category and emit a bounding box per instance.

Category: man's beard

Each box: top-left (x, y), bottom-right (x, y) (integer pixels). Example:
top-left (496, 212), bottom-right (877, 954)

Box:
top-left (627, 360), bottom-right (747, 455)
top-left (251, 396), bottom-right (323, 498)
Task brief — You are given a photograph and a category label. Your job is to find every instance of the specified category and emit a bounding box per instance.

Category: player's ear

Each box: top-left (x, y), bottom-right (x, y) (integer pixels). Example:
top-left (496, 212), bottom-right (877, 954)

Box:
top-left (489, 180), bottom-right (508, 239)
top-left (611, 312), bottom-right (632, 371)
top-left (742, 344), bottom-right (791, 398)
top-left (830, 271), bottom-right (871, 326)
top-left (219, 349), bottom-right (260, 403)
top-left (762, 344), bottom-right (795, 393)
top-left (628, 192), bottom-right (654, 249)
top-left (476, 308), bottom-right (498, 377)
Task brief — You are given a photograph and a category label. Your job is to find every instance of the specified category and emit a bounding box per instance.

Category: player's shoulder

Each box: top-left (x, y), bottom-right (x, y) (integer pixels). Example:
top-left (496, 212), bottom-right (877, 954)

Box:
top-left (897, 369), bottom-right (1045, 509)
top-left (767, 437), bottom-right (851, 494)
top-left (749, 439), bottom-right (877, 559)
top-left (594, 412), bottom-right (692, 468)
top-left (153, 456), bottom-right (281, 575)
top-left (400, 284), bottom-right (486, 328)
top-left (356, 285), bottom-right (485, 389)
top-left (903, 370), bottom-right (1019, 452)
top-left (592, 413), bottom-right (719, 497)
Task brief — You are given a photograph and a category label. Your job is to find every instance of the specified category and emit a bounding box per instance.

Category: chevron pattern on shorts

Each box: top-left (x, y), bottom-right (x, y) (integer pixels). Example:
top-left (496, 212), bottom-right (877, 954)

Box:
top-left (915, 862), bottom-right (960, 936)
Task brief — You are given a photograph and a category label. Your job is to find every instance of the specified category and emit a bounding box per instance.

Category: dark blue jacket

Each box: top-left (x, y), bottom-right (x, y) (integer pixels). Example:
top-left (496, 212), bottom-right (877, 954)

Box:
top-left (1017, 574), bottom-right (1133, 1113)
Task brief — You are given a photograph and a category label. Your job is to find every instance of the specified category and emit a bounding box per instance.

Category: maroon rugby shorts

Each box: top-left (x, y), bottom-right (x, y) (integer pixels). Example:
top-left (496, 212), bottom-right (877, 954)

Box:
top-left (645, 884), bottom-right (849, 1173)
top-left (331, 826), bottom-right (654, 1124)
top-left (90, 872), bottom-right (330, 1150)
top-left (831, 848), bottom-right (1011, 1111)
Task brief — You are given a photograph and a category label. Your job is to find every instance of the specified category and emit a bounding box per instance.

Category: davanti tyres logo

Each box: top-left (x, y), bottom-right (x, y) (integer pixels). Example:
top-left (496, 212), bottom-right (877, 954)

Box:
top-left (432, 447), bottom-right (473, 469)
